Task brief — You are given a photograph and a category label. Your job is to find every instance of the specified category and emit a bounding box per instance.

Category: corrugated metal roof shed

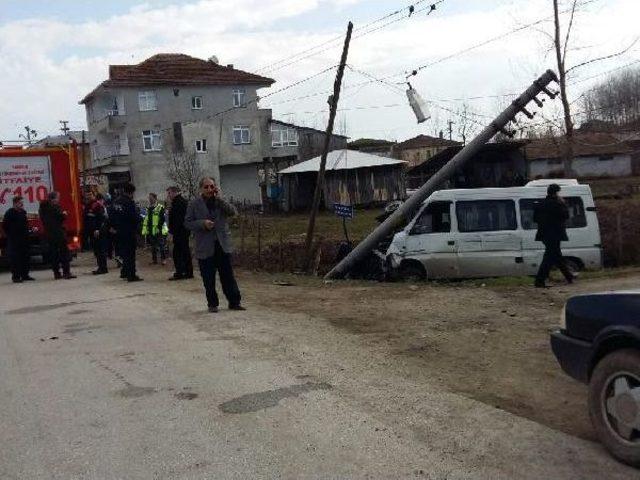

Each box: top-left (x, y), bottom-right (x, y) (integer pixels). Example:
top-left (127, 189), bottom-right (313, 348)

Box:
top-left (279, 149), bottom-right (405, 174)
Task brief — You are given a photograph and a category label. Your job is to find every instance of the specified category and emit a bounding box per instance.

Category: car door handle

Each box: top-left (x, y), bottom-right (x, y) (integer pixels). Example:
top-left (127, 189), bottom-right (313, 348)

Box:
top-left (448, 240), bottom-right (455, 246)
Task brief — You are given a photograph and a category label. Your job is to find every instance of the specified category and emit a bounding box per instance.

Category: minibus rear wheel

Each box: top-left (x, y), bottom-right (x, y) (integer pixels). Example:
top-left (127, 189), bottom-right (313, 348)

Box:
top-left (564, 257), bottom-right (584, 275)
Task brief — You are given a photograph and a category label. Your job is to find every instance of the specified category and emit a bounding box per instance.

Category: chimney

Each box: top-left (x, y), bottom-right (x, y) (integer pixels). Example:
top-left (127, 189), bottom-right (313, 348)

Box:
top-left (439, 130), bottom-right (443, 139)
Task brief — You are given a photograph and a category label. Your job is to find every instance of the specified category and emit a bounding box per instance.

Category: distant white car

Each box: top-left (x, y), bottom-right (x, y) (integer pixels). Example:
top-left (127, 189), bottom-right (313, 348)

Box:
top-left (387, 180), bottom-right (602, 280)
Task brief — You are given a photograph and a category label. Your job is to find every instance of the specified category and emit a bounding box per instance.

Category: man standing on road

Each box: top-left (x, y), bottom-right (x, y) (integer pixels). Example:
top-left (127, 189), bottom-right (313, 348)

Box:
top-left (185, 177), bottom-right (244, 313)
top-left (534, 183), bottom-right (575, 288)
top-left (2, 196), bottom-right (34, 283)
top-left (39, 191), bottom-right (76, 280)
top-left (110, 183), bottom-right (142, 282)
top-left (86, 191), bottom-right (109, 275)
top-left (166, 186), bottom-right (193, 281)
top-left (142, 193), bottom-right (167, 266)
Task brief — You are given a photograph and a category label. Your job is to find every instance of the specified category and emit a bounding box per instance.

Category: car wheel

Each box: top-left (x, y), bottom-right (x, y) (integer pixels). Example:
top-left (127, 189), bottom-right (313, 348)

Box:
top-left (588, 348), bottom-right (640, 467)
top-left (399, 262), bottom-right (426, 282)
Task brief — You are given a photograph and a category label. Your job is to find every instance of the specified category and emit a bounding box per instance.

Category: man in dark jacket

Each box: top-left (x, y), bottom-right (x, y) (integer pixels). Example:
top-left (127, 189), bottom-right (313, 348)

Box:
top-left (39, 191), bottom-right (76, 280)
top-left (2, 196), bottom-right (34, 283)
top-left (110, 183), bottom-right (142, 282)
top-left (185, 177), bottom-right (244, 312)
top-left (534, 183), bottom-right (575, 288)
top-left (86, 191), bottom-right (109, 275)
top-left (166, 186), bottom-right (193, 280)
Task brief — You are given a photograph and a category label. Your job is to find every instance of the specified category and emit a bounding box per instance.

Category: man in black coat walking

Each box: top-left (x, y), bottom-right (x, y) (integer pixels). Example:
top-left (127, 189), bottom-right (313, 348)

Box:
top-left (166, 186), bottom-right (193, 280)
top-left (534, 183), bottom-right (575, 288)
top-left (39, 191), bottom-right (76, 280)
top-left (2, 196), bottom-right (34, 283)
top-left (110, 183), bottom-right (142, 282)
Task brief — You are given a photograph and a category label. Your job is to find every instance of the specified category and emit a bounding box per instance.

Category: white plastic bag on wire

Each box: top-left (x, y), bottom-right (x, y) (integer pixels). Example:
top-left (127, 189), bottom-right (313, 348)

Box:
top-left (406, 85), bottom-right (430, 124)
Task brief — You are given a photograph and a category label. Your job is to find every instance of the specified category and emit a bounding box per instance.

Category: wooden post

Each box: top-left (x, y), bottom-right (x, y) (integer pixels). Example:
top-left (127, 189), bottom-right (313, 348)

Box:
top-left (257, 218), bottom-right (262, 268)
top-left (240, 215), bottom-right (245, 256)
top-left (616, 212), bottom-right (623, 266)
top-left (279, 231), bottom-right (284, 272)
top-left (303, 21), bottom-right (353, 270)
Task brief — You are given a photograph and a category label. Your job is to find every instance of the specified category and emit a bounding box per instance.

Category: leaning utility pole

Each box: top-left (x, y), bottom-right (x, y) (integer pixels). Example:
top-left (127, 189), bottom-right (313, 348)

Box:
top-left (325, 69), bottom-right (560, 280)
top-left (60, 120), bottom-right (70, 135)
top-left (303, 21), bottom-right (353, 269)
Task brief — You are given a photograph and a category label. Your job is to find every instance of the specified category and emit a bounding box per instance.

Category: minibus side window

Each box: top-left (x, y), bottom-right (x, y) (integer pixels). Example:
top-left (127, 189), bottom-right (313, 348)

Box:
top-left (410, 201), bottom-right (451, 235)
top-left (519, 197), bottom-right (587, 230)
top-left (456, 200), bottom-right (517, 232)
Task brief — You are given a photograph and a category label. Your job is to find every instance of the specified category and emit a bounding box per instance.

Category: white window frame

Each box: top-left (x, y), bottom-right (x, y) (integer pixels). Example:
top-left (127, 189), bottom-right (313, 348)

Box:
top-left (232, 126), bottom-right (251, 145)
top-left (271, 125), bottom-right (298, 147)
top-left (142, 130), bottom-right (162, 151)
top-left (195, 139), bottom-right (207, 153)
top-left (138, 90), bottom-right (158, 111)
top-left (232, 88), bottom-right (246, 108)
top-left (191, 96), bottom-right (203, 110)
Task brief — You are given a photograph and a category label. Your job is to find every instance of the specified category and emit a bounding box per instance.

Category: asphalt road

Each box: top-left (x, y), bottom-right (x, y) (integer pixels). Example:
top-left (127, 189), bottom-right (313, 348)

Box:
top-left (0, 258), bottom-right (637, 479)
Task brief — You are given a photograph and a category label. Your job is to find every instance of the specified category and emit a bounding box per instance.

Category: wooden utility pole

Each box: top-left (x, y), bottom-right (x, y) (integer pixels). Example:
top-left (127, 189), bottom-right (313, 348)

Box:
top-left (303, 21), bottom-right (353, 269)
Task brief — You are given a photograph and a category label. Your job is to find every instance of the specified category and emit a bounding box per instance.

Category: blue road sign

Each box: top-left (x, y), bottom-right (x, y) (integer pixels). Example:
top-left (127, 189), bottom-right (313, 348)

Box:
top-left (334, 203), bottom-right (354, 219)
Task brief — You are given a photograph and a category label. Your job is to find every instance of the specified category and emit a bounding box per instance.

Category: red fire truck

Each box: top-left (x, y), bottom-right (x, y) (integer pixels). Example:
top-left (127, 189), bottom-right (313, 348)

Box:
top-left (0, 145), bottom-right (82, 262)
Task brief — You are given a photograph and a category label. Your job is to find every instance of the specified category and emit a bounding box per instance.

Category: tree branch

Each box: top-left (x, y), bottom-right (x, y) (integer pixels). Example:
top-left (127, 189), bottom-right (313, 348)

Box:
top-left (567, 37), bottom-right (640, 74)
top-left (562, 0), bottom-right (579, 63)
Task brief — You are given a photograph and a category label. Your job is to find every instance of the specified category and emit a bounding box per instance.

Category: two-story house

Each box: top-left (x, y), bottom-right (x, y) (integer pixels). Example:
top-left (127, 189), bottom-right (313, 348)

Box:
top-left (80, 53), bottom-right (275, 199)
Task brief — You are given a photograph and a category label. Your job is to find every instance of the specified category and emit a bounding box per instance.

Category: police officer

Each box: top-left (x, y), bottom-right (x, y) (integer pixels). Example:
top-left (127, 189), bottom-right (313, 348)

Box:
top-left (534, 183), bottom-right (576, 288)
top-left (2, 195), bottom-right (34, 283)
top-left (86, 191), bottom-right (109, 275)
top-left (110, 183), bottom-right (142, 282)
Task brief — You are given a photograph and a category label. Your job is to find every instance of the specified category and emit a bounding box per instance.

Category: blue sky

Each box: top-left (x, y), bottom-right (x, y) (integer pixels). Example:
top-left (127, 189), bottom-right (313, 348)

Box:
top-left (0, 0), bottom-right (638, 140)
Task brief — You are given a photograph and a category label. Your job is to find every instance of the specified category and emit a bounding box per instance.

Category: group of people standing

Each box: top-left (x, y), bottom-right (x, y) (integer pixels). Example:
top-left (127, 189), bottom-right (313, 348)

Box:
top-left (4, 177), bottom-right (244, 312)
top-left (3, 192), bottom-right (77, 283)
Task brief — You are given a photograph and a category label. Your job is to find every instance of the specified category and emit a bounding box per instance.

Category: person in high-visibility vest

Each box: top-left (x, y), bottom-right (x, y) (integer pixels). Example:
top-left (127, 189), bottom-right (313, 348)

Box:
top-left (142, 193), bottom-right (168, 265)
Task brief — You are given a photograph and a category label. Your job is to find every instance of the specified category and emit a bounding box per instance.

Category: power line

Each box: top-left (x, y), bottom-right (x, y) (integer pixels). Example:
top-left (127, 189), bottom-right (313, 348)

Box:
top-left (256, 0), bottom-right (445, 75)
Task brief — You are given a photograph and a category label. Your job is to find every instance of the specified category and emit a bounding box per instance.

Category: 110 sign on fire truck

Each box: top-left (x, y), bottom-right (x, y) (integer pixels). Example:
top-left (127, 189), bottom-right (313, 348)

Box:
top-left (0, 145), bottom-right (82, 262)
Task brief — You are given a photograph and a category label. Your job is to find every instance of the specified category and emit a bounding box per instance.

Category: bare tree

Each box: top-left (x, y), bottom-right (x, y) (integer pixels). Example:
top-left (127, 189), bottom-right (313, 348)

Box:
top-left (165, 149), bottom-right (203, 199)
top-left (456, 102), bottom-right (480, 145)
top-left (581, 66), bottom-right (640, 126)
top-left (551, 0), bottom-right (638, 175)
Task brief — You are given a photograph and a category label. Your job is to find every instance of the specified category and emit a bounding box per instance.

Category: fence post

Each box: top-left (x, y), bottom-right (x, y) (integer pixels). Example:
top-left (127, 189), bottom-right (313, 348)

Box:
top-left (616, 212), bottom-right (623, 266)
top-left (257, 218), bottom-right (262, 269)
top-left (279, 231), bottom-right (284, 272)
top-left (240, 215), bottom-right (245, 256)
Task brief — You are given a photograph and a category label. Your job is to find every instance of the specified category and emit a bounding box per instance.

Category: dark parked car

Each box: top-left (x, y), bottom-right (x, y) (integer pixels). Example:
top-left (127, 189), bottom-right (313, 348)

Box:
top-left (551, 291), bottom-right (640, 467)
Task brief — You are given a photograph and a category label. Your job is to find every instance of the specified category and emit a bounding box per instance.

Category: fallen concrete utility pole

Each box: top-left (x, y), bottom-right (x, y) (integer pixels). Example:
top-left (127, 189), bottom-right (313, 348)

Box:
top-left (325, 69), bottom-right (559, 280)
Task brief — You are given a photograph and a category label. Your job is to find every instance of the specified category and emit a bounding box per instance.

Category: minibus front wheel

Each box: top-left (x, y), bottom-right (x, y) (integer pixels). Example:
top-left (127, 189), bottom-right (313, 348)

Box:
top-left (399, 261), bottom-right (426, 282)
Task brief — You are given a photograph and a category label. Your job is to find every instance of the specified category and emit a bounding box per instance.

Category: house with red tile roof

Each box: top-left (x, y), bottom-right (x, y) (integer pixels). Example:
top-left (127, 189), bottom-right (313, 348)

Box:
top-left (79, 53), bottom-right (280, 202)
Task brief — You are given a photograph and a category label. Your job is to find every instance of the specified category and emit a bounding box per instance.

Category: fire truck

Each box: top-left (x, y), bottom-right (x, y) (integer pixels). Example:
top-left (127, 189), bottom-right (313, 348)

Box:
top-left (0, 145), bottom-right (82, 262)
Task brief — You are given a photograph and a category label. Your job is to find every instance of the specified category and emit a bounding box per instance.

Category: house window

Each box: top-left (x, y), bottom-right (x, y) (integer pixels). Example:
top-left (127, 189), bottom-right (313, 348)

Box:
top-left (232, 126), bottom-right (251, 145)
top-left (456, 200), bottom-right (517, 232)
top-left (142, 130), bottom-right (162, 151)
top-left (232, 88), bottom-right (246, 108)
top-left (195, 139), bottom-right (207, 153)
top-left (191, 96), bottom-right (203, 110)
top-left (271, 126), bottom-right (298, 147)
top-left (138, 91), bottom-right (157, 111)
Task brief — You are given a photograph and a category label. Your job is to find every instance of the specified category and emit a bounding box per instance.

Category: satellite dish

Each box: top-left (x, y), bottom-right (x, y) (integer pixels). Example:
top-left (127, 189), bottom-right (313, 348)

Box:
top-left (406, 84), bottom-right (430, 124)
top-left (208, 55), bottom-right (219, 64)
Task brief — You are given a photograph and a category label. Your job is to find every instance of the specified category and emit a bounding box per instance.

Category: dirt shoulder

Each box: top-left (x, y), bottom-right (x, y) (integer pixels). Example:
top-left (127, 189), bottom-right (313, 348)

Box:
top-left (237, 268), bottom-right (640, 441)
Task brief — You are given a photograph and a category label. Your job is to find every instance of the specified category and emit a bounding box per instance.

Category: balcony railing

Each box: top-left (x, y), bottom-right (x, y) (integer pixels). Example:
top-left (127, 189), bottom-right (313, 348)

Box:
top-left (90, 143), bottom-right (129, 167)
